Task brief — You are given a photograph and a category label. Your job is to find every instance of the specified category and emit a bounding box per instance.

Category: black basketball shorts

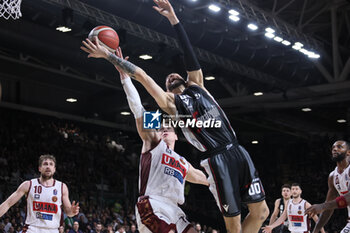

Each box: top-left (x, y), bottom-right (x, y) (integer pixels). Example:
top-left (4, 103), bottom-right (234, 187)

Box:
top-left (200, 144), bottom-right (265, 217)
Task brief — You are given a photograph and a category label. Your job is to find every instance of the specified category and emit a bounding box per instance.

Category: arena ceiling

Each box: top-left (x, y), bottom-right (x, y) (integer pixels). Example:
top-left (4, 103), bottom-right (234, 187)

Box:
top-left (0, 0), bottom-right (349, 142)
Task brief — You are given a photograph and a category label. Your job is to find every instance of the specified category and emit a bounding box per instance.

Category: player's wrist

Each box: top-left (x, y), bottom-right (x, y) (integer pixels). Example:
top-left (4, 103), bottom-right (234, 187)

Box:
top-left (168, 15), bottom-right (179, 25)
top-left (336, 195), bottom-right (348, 208)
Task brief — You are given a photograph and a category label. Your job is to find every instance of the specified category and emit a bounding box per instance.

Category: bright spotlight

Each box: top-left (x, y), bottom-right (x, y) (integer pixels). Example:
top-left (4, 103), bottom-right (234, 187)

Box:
top-left (273, 36), bottom-right (283, 42)
top-left (247, 23), bottom-right (258, 30)
top-left (228, 9), bottom-right (239, 15)
top-left (208, 4), bottom-right (221, 12)
top-left (229, 15), bottom-right (240, 22)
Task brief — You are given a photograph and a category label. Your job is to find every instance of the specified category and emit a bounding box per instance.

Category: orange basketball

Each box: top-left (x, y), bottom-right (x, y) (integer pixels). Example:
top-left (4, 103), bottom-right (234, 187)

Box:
top-left (88, 26), bottom-right (119, 52)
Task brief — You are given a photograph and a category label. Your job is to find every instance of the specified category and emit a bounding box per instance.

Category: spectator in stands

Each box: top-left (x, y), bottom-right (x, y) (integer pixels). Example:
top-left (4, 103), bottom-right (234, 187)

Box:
top-left (126, 224), bottom-right (139, 233)
top-left (68, 221), bottom-right (83, 233)
top-left (95, 223), bottom-right (103, 233)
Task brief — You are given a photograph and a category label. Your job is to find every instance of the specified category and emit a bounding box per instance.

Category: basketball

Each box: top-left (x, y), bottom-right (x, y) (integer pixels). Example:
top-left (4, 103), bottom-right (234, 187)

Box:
top-left (88, 26), bottom-right (119, 52)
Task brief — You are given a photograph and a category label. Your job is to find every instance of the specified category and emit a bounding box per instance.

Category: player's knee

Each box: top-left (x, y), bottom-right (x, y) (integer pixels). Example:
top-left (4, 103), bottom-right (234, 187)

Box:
top-left (261, 206), bottom-right (269, 221)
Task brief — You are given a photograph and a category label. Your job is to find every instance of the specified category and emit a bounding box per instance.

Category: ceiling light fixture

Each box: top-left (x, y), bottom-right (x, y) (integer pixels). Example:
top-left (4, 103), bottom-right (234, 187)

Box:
top-left (208, 4), bottom-right (221, 12)
top-left (139, 55), bottom-right (152, 60)
top-left (301, 108), bottom-right (312, 112)
top-left (247, 23), bottom-right (258, 30)
top-left (66, 98), bottom-right (77, 103)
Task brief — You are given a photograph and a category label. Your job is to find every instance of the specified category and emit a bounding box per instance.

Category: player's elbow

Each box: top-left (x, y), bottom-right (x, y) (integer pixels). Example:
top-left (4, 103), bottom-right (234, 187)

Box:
top-left (134, 68), bottom-right (147, 82)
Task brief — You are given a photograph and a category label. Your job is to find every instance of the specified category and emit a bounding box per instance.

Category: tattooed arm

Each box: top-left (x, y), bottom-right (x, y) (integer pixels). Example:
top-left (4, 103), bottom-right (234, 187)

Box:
top-left (81, 37), bottom-right (176, 115)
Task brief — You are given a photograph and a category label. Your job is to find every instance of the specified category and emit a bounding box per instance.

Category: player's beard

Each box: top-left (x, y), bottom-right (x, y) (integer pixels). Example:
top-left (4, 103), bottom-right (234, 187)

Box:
top-left (41, 172), bottom-right (53, 180)
top-left (331, 152), bottom-right (346, 162)
top-left (167, 79), bottom-right (186, 92)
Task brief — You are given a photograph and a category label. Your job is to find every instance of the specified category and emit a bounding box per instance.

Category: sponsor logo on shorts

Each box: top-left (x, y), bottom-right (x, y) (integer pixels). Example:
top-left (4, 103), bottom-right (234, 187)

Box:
top-left (164, 167), bottom-right (184, 184)
top-left (222, 204), bottom-right (229, 212)
top-left (33, 201), bottom-right (58, 214)
top-left (36, 212), bottom-right (53, 221)
top-left (161, 154), bottom-right (187, 177)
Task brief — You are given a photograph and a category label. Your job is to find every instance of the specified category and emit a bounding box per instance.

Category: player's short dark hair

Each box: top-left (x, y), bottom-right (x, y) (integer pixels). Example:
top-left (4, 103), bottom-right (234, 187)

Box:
top-left (344, 140), bottom-right (350, 150)
top-left (291, 183), bottom-right (301, 188)
top-left (281, 184), bottom-right (291, 190)
top-left (38, 154), bottom-right (56, 167)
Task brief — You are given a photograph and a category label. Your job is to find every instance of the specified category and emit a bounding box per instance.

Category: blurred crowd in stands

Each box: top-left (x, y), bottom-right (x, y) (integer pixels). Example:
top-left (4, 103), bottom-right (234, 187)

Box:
top-left (0, 108), bottom-right (348, 232)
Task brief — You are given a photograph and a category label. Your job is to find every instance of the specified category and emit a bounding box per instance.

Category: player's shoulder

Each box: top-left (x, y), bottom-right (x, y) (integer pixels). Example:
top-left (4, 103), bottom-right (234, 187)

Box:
top-left (329, 170), bottom-right (336, 178)
top-left (274, 198), bottom-right (281, 205)
top-left (18, 180), bottom-right (32, 192)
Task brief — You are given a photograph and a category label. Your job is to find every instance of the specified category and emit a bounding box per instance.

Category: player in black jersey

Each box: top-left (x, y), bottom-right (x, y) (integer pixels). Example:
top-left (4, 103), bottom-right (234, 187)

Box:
top-left (81, 0), bottom-right (269, 231)
top-left (269, 184), bottom-right (291, 233)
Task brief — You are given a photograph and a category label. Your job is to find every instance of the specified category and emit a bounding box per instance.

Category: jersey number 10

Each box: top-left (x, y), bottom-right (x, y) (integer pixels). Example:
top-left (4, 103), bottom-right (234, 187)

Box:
top-left (34, 186), bottom-right (42, 194)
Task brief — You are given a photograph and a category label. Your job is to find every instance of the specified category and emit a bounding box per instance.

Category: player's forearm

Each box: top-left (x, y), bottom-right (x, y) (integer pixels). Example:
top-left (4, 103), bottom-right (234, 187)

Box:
top-left (268, 213), bottom-right (277, 225)
top-left (0, 202), bottom-right (11, 218)
top-left (269, 216), bottom-right (285, 229)
top-left (167, 14), bottom-right (179, 25)
top-left (313, 209), bottom-right (333, 232)
top-left (173, 23), bottom-right (200, 72)
top-left (107, 53), bottom-right (144, 82)
top-left (121, 78), bottom-right (144, 118)
top-left (191, 170), bottom-right (209, 186)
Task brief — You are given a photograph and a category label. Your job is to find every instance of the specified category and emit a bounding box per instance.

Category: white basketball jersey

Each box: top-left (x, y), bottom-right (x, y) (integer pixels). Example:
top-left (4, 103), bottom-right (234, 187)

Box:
top-left (138, 140), bottom-right (189, 205)
top-left (333, 165), bottom-right (350, 218)
top-left (26, 178), bottom-right (62, 229)
top-left (287, 199), bottom-right (309, 232)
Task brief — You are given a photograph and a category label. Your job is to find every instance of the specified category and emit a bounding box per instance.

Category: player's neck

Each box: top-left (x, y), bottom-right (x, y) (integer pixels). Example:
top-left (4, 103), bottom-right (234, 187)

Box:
top-left (172, 85), bottom-right (185, 94)
top-left (292, 196), bottom-right (302, 203)
top-left (168, 142), bottom-right (175, 150)
top-left (283, 197), bottom-right (290, 202)
top-left (337, 159), bottom-right (349, 172)
top-left (39, 176), bottom-right (54, 186)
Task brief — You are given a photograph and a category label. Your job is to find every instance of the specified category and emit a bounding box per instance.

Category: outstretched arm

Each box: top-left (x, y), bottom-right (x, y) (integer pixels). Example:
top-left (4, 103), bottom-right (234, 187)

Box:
top-left (305, 202), bottom-right (325, 233)
top-left (306, 173), bottom-right (338, 233)
top-left (81, 38), bottom-right (176, 115)
top-left (62, 183), bottom-right (79, 217)
top-left (262, 208), bottom-right (288, 233)
top-left (185, 163), bottom-right (209, 186)
top-left (114, 48), bottom-right (160, 152)
top-left (0, 181), bottom-right (30, 218)
top-left (153, 0), bottom-right (203, 88)
top-left (269, 199), bottom-right (281, 225)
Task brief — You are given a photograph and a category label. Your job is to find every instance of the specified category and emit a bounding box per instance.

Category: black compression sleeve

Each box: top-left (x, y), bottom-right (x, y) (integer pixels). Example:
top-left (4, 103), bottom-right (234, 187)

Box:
top-left (173, 23), bottom-right (201, 71)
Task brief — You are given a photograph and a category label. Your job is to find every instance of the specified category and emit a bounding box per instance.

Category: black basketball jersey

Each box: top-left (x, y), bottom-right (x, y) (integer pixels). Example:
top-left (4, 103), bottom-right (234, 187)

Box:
top-left (278, 198), bottom-right (285, 217)
top-left (174, 85), bottom-right (236, 152)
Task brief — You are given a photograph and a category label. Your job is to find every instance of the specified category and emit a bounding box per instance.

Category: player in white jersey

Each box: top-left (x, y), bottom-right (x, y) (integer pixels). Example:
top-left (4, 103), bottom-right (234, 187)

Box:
top-left (305, 140), bottom-right (350, 233)
top-left (262, 183), bottom-right (325, 233)
top-left (0, 154), bottom-right (80, 233)
top-left (113, 48), bottom-right (209, 233)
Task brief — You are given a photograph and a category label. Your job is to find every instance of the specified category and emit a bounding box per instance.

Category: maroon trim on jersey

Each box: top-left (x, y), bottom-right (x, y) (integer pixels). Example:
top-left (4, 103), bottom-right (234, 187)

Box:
top-left (60, 204), bottom-right (64, 227)
top-left (37, 178), bottom-right (56, 187)
top-left (182, 224), bottom-right (192, 233)
top-left (139, 151), bottom-right (152, 196)
top-left (141, 140), bottom-right (161, 156)
top-left (136, 198), bottom-right (176, 233)
top-left (26, 180), bottom-right (32, 200)
top-left (61, 182), bottom-right (64, 203)
top-left (208, 158), bottom-right (224, 213)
